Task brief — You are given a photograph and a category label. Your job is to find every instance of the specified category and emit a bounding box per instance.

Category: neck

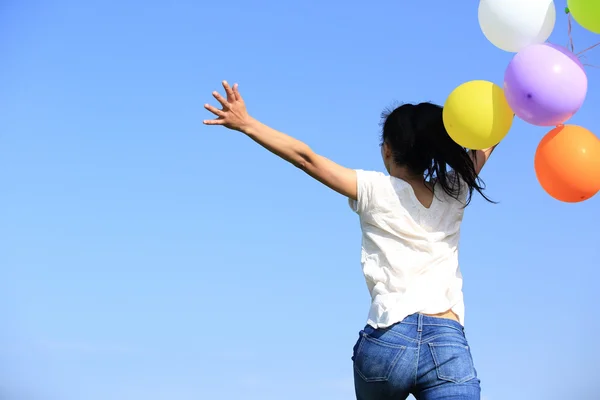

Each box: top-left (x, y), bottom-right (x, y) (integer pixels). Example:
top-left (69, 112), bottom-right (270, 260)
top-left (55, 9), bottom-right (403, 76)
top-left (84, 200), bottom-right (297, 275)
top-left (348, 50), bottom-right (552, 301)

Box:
top-left (390, 164), bottom-right (424, 184)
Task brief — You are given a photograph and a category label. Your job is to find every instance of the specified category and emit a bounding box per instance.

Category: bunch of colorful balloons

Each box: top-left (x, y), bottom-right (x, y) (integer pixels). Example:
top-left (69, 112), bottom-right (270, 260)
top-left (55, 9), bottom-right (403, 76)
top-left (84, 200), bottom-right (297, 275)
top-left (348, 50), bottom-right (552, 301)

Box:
top-left (442, 0), bottom-right (600, 203)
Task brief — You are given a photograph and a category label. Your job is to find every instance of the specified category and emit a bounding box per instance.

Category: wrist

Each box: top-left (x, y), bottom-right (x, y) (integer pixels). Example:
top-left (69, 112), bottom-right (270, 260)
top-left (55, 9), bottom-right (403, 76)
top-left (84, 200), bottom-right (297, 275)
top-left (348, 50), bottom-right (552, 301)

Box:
top-left (240, 117), bottom-right (261, 136)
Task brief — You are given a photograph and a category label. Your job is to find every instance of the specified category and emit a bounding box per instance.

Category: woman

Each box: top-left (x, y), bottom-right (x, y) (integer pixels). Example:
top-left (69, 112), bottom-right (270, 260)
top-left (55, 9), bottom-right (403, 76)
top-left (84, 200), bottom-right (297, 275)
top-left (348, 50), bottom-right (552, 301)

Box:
top-left (204, 81), bottom-right (497, 400)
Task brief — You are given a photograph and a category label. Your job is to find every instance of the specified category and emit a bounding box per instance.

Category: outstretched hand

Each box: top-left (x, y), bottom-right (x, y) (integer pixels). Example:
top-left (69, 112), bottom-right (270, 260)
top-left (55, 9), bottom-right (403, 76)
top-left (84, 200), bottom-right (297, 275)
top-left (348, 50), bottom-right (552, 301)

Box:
top-left (204, 81), bottom-right (253, 132)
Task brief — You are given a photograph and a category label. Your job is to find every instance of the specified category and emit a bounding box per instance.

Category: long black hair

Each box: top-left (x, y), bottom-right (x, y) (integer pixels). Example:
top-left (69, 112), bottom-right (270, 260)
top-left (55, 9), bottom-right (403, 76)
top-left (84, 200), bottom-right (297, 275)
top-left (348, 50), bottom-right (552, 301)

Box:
top-left (380, 102), bottom-right (494, 205)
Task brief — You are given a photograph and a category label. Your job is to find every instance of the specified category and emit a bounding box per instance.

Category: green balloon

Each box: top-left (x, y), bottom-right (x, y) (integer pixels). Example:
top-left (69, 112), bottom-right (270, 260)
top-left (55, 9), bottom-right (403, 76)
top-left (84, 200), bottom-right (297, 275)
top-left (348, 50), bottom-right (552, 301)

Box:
top-left (568, 0), bottom-right (600, 33)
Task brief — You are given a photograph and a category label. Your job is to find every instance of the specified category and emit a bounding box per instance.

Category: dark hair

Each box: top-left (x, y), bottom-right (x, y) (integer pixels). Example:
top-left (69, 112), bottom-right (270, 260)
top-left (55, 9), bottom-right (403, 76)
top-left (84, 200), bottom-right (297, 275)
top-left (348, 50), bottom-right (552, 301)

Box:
top-left (380, 102), bottom-right (494, 205)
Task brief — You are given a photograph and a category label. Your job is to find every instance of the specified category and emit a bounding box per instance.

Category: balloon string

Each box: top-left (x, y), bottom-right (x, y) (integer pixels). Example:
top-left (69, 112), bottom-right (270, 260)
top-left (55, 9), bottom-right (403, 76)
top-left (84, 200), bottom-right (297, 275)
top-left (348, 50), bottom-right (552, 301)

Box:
top-left (577, 42), bottom-right (600, 56)
top-left (563, 9), bottom-right (599, 67)
top-left (567, 13), bottom-right (575, 52)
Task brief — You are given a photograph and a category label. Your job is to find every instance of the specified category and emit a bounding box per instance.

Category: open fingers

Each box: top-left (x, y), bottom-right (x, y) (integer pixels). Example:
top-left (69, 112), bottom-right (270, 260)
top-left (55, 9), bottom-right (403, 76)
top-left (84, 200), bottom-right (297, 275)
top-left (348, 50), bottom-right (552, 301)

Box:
top-left (212, 91), bottom-right (228, 108)
top-left (203, 117), bottom-right (224, 125)
top-left (222, 80), bottom-right (236, 102)
top-left (204, 103), bottom-right (225, 118)
top-left (233, 83), bottom-right (242, 102)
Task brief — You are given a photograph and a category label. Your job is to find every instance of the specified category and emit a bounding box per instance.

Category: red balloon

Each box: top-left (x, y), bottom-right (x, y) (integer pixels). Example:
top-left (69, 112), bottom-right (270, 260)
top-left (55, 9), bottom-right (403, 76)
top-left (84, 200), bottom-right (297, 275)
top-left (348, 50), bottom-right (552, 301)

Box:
top-left (534, 125), bottom-right (600, 202)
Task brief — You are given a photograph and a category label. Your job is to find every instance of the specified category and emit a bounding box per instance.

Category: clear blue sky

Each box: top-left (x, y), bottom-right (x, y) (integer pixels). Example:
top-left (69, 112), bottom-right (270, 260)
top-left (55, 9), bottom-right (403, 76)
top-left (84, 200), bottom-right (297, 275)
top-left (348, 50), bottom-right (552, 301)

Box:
top-left (1, 1), bottom-right (599, 399)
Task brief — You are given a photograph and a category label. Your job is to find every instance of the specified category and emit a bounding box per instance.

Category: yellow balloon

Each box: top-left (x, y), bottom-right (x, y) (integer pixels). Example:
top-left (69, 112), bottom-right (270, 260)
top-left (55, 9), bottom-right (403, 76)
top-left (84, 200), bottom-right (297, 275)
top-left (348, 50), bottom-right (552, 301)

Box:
top-left (443, 80), bottom-right (514, 150)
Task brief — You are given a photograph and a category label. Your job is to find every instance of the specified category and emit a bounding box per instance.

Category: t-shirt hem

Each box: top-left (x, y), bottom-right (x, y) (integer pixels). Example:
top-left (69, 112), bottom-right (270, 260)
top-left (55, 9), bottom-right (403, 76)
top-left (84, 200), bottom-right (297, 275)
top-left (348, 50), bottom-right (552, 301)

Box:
top-left (366, 306), bottom-right (465, 329)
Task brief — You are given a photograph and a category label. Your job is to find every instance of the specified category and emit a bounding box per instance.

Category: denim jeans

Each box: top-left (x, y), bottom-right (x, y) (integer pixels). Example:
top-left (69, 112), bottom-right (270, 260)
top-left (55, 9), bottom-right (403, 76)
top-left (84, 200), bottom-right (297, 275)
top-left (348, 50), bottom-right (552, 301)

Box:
top-left (352, 313), bottom-right (481, 400)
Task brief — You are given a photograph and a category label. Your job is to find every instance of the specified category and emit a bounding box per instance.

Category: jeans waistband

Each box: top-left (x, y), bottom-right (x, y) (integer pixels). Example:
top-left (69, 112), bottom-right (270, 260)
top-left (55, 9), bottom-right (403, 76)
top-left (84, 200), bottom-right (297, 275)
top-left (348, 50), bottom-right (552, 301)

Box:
top-left (399, 313), bottom-right (464, 332)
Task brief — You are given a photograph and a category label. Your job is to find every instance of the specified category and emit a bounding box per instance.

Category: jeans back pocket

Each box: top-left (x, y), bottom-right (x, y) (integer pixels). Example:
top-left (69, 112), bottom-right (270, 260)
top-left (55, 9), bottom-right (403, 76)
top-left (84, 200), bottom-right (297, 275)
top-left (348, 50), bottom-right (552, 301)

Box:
top-left (353, 332), bottom-right (407, 382)
top-left (428, 343), bottom-right (476, 384)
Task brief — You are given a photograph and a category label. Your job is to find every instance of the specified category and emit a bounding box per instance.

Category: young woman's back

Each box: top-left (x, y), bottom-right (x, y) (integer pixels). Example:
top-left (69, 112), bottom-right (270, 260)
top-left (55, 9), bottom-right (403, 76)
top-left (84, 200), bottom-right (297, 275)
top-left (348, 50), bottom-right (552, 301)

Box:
top-left (204, 81), bottom-right (499, 400)
top-left (350, 170), bottom-right (467, 329)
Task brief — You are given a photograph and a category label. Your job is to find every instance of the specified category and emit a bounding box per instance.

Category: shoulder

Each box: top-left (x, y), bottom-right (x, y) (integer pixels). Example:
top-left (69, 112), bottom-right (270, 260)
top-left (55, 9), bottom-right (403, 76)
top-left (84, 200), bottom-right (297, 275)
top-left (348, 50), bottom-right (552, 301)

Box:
top-left (349, 170), bottom-right (391, 213)
top-left (449, 170), bottom-right (469, 194)
top-left (356, 169), bottom-right (388, 180)
top-left (355, 170), bottom-right (391, 191)
top-left (435, 170), bottom-right (469, 205)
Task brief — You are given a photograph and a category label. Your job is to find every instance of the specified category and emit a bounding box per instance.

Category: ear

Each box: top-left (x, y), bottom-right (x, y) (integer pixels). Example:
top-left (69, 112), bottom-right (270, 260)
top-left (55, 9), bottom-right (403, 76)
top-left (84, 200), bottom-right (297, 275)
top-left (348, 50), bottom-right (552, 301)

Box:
top-left (382, 142), bottom-right (393, 159)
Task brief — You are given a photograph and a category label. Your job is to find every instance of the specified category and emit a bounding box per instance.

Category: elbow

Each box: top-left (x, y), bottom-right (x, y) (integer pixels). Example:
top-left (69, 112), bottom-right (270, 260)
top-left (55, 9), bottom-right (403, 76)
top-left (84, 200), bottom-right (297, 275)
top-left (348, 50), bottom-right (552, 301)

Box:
top-left (294, 145), bottom-right (315, 171)
top-left (295, 154), bottom-right (312, 171)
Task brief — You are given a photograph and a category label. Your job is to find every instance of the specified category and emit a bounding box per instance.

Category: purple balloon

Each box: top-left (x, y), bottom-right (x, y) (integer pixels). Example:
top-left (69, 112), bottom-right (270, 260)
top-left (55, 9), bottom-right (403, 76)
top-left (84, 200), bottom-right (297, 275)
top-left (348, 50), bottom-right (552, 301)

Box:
top-left (504, 43), bottom-right (587, 126)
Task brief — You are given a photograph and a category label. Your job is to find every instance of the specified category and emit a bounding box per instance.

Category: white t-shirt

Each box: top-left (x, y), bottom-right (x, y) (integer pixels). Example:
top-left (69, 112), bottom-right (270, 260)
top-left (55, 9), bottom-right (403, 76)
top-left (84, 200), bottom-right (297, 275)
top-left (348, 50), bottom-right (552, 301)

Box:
top-left (349, 170), bottom-right (468, 328)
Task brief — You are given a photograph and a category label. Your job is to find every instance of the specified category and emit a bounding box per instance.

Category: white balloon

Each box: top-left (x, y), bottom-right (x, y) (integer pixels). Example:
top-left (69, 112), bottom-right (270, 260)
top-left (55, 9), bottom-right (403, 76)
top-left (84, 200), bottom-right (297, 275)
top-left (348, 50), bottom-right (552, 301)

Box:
top-left (478, 0), bottom-right (556, 52)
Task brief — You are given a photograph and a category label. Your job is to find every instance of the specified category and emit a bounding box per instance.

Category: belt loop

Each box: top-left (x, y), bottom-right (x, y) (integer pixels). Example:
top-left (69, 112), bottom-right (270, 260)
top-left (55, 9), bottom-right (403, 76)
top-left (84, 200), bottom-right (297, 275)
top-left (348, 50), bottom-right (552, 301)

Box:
top-left (417, 313), bottom-right (423, 332)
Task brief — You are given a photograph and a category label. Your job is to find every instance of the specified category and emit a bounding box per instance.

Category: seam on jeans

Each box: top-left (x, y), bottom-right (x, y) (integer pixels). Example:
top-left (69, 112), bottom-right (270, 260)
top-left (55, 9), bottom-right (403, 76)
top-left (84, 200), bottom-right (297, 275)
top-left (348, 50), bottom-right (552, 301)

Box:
top-left (400, 320), bottom-right (463, 330)
top-left (354, 335), bottom-right (407, 382)
top-left (360, 332), bottom-right (407, 349)
top-left (428, 343), bottom-right (475, 383)
top-left (422, 333), bottom-right (468, 344)
top-left (428, 343), bottom-right (469, 350)
top-left (383, 329), bottom-right (419, 344)
top-left (418, 379), bottom-right (481, 397)
top-left (414, 328), bottom-right (422, 387)
top-left (419, 322), bottom-right (463, 331)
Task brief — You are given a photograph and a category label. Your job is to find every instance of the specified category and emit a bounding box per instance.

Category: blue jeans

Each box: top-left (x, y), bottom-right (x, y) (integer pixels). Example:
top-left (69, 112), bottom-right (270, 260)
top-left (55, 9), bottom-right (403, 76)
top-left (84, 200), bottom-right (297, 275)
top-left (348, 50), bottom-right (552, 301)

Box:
top-left (352, 314), bottom-right (481, 400)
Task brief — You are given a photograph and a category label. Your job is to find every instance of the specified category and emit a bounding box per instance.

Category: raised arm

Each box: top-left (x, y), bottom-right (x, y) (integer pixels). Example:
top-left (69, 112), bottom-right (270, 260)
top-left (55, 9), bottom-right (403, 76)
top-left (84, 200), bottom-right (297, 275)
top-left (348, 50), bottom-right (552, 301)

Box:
top-left (203, 81), bottom-right (357, 200)
top-left (469, 114), bottom-right (514, 175)
top-left (470, 145), bottom-right (498, 175)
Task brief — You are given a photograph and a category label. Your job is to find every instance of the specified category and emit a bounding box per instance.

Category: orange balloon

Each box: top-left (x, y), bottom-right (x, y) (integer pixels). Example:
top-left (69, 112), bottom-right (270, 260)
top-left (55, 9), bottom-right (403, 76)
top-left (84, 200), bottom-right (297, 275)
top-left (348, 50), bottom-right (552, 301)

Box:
top-left (534, 125), bottom-right (600, 202)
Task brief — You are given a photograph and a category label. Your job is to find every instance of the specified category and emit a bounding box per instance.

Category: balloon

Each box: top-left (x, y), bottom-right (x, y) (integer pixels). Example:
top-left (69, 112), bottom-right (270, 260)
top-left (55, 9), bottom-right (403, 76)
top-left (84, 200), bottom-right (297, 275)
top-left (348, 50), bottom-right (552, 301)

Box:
top-left (504, 43), bottom-right (587, 126)
top-left (443, 80), bottom-right (514, 150)
top-left (535, 125), bottom-right (600, 202)
top-left (478, 0), bottom-right (556, 52)
top-left (568, 0), bottom-right (600, 34)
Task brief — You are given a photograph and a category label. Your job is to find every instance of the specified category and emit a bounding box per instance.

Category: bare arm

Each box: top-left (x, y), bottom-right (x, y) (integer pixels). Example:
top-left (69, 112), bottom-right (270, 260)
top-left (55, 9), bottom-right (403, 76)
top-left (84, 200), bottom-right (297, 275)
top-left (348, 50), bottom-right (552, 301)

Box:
top-left (469, 114), bottom-right (513, 174)
top-left (470, 145), bottom-right (498, 175)
top-left (203, 81), bottom-right (358, 200)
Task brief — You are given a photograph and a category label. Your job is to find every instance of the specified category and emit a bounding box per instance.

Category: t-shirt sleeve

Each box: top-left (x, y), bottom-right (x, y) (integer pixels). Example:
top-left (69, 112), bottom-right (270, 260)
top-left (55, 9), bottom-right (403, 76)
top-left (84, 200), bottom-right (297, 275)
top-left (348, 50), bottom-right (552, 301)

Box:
top-left (348, 170), bottom-right (386, 214)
